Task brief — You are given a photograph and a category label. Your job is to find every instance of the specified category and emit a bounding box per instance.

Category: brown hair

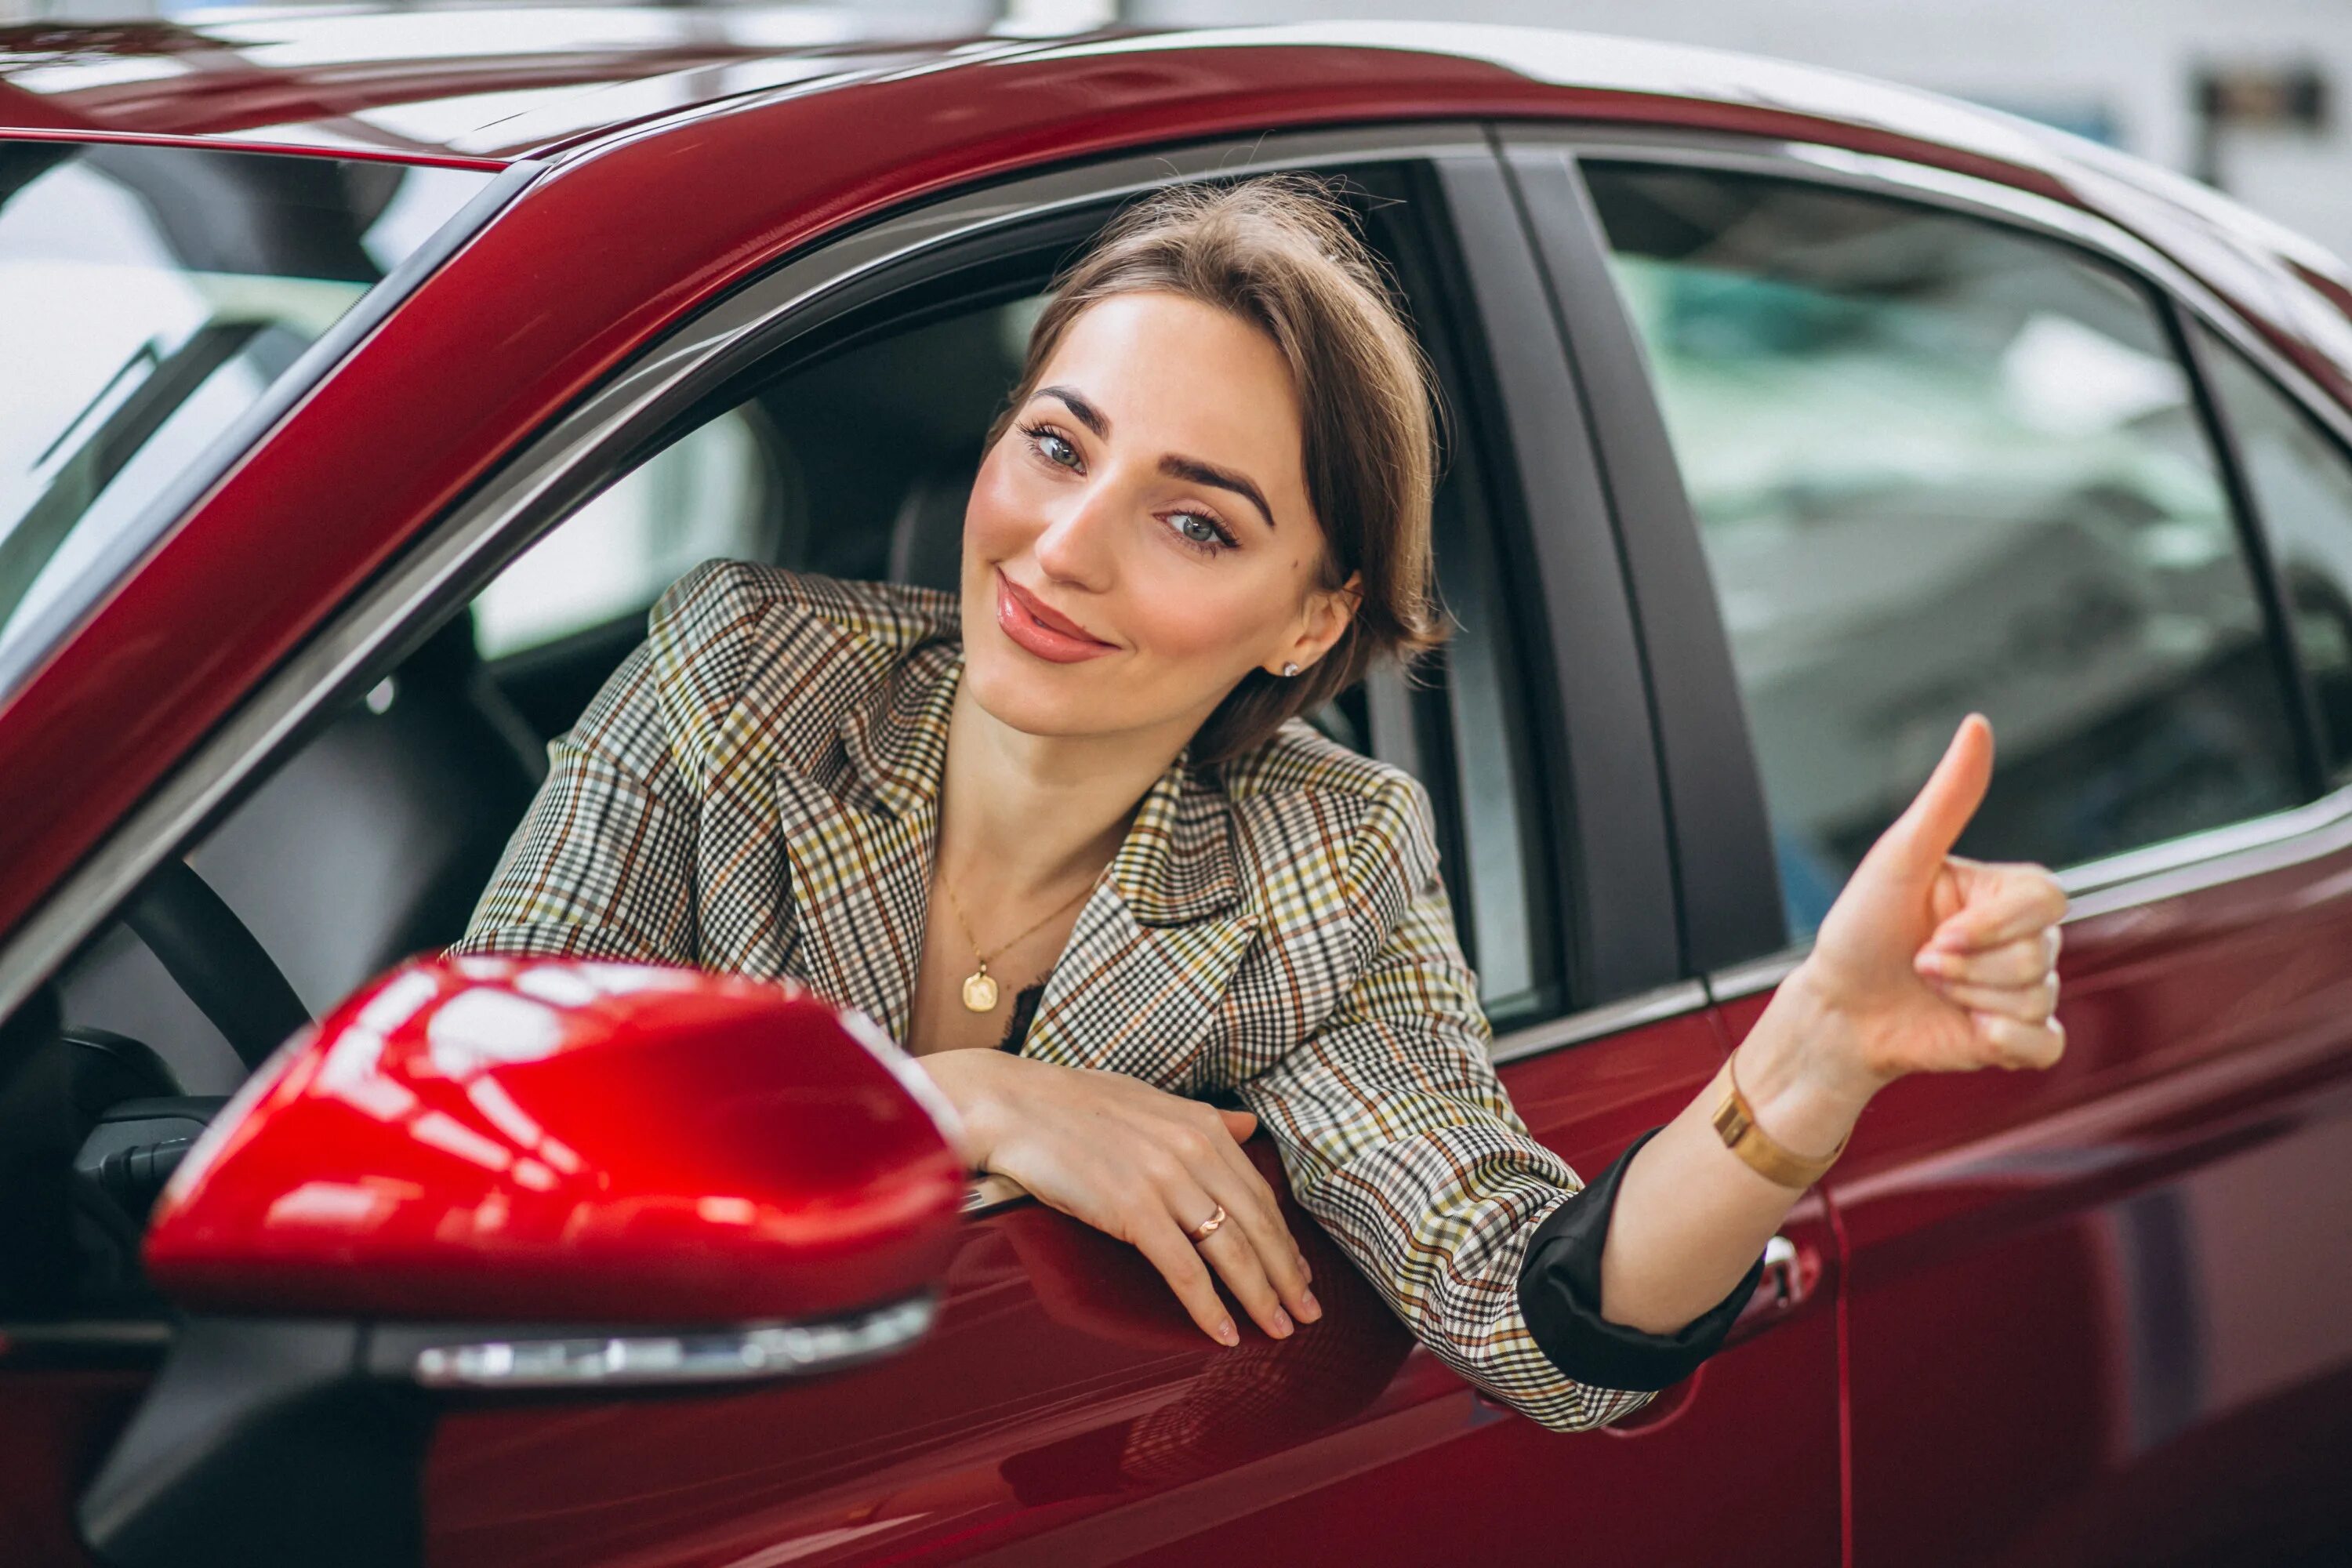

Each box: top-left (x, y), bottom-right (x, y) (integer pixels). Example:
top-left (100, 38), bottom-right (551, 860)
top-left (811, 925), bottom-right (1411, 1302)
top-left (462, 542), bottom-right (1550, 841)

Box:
top-left (986, 175), bottom-right (1446, 764)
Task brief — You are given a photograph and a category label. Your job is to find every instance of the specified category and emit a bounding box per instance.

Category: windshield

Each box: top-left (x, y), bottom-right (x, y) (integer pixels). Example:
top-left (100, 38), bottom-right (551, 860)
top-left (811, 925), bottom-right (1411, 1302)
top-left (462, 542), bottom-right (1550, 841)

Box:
top-left (0, 142), bottom-right (495, 690)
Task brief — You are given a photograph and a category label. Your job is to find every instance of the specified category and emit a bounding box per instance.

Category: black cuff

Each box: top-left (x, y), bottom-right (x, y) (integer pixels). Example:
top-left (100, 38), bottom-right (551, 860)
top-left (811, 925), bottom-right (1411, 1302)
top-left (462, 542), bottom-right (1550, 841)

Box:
top-left (1515, 1125), bottom-right (1766, 1392)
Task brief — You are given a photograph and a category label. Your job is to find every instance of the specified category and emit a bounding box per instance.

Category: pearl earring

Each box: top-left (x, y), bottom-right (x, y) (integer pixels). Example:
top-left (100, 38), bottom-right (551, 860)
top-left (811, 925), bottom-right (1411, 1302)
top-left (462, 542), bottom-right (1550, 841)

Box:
top-left (1281, 661), bottom-right (1300, 678)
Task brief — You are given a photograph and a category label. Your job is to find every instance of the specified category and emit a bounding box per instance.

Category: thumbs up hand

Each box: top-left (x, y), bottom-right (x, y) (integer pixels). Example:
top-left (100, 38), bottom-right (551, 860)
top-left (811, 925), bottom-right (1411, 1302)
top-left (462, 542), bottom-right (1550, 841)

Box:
top-left (1791, 713), bottom-right (2070, 1100)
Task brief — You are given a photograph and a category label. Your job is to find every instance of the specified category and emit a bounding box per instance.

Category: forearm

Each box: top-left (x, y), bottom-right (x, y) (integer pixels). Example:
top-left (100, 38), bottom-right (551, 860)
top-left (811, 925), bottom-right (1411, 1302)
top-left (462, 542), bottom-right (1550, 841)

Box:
top-left (1594, 960), bottom-right (1878, 1335)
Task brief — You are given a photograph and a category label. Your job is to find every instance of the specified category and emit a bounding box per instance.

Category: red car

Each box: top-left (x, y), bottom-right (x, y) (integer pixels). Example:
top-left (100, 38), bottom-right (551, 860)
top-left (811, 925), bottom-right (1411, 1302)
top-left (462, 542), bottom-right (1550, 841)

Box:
top-left (5, 11), bottom-right (2351, 1566)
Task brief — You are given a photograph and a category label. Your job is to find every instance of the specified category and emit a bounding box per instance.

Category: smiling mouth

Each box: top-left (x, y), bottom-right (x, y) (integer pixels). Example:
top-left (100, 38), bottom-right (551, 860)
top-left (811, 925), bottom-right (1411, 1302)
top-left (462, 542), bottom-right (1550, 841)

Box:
top-left (996, 570), bottom-right (1116, 663)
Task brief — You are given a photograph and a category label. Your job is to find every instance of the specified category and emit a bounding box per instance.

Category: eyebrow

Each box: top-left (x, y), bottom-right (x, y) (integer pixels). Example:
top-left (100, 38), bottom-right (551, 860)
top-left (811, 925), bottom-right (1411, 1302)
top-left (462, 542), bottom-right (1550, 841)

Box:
top-left (1035, 384), bottom-right (1278, 532)
top-left (1039, 385), bottom-right (1109, 439)
top-left (1160, 455), bottom-right (1275, 532)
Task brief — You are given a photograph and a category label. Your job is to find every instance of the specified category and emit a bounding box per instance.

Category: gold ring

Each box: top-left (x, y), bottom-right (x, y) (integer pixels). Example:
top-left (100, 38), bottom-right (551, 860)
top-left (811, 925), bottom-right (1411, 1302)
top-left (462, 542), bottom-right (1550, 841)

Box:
top-left (1185, 1203), bottom-right (1228, 1245)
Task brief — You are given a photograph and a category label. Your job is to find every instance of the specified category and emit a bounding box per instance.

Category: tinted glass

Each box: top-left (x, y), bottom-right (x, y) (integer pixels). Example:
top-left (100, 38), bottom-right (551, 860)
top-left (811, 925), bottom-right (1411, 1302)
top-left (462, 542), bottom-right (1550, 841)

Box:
top-left (1586, 165), bottom-right (2305, 937)
top-left (0, 143), bottom-right (490, 684)
top-left (2195, 325), bottom-right (2352, 786)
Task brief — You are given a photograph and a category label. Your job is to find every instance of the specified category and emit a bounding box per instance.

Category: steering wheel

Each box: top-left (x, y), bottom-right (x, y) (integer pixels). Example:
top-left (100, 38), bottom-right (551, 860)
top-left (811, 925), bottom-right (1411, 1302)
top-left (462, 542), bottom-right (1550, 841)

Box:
top-left (121, 858), bottom-right (312, 1072)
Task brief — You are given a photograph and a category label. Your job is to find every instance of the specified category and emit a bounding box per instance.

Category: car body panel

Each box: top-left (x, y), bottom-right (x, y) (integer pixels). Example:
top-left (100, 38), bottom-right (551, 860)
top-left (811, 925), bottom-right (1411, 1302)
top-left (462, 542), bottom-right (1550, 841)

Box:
top-left (419, 1011), bottom-right (1840, 1568)
top-left (1715, 823), bottom-right (2352, 1563)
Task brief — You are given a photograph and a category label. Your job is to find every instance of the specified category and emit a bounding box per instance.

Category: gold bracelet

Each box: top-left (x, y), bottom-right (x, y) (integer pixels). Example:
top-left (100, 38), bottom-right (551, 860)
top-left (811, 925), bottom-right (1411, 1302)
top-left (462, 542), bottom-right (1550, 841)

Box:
top-left (1711, 1049), bottom-right (1850, 1189)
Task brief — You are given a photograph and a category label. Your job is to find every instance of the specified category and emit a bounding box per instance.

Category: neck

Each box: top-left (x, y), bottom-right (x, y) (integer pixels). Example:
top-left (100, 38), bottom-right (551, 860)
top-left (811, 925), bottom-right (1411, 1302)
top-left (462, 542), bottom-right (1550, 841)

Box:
top-left (935, 677), bottom-right (1193, 906)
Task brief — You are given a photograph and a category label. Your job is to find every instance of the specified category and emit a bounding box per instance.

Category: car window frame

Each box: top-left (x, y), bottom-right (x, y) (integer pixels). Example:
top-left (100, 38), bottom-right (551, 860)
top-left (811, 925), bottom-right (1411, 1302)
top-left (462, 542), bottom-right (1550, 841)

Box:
top-left (2175, 306), bottom-right (2352, 784)
top-left (1502, 122), bottom-right (2352, 999)
top-left (0, 124), bottom-right (1681, 1080)
top-left (467, 153), bottom-right (1591, 1026)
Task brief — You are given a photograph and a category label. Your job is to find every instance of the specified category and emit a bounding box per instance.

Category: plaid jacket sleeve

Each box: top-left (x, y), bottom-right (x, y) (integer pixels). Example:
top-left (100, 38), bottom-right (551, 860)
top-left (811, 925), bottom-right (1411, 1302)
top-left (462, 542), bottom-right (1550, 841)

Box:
top-left (452, 569), bottom-right (740, 964)
top-left (1236, 774), bottom-right (1658, 1433)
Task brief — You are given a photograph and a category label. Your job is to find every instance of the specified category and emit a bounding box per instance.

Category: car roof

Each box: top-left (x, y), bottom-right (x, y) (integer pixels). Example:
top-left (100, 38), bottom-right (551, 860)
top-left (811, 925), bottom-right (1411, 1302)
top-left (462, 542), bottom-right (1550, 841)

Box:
top-left (0, 4), bottom-right (1042, 163)
top-left (0, 6), bottom-right (2209, 173)
top-left (9, 8), bottom-right (2347, 313)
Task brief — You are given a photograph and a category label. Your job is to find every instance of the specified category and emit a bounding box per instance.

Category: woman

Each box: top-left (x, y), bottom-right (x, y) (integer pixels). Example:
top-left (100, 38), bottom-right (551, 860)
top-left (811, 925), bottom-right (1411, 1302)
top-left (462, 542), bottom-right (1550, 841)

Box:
top-left (458, 177), bottom-right (2066, 1432)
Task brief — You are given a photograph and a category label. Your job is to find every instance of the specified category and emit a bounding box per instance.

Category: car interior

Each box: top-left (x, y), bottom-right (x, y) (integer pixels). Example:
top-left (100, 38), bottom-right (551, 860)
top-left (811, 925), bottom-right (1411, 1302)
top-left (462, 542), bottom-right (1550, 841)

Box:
top-left (1, 165), bottom-right (1563, 1323)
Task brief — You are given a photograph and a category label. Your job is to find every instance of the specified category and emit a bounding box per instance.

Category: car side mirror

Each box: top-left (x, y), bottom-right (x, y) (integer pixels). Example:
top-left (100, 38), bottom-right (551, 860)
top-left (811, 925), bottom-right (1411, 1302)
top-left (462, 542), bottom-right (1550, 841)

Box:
top-left (80, 956), bottom-right (964, 1568)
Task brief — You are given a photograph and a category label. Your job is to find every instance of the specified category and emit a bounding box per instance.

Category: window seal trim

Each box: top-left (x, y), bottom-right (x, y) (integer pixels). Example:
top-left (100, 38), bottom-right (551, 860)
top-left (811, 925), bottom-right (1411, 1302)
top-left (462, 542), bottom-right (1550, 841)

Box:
top-left (0, 126), bottom-right (1493, 1033)
top-left (1490, 978), bottom-right (1709, 1066)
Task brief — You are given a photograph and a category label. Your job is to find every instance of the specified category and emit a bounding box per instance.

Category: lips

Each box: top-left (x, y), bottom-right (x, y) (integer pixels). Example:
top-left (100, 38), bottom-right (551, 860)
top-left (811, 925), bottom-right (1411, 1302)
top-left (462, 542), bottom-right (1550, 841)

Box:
top-left (996, 570), bottom-right (1116, 664)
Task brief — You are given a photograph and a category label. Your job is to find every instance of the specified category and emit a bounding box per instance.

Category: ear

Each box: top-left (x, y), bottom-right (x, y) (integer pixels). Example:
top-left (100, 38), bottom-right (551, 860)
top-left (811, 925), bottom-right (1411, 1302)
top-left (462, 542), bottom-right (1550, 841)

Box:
top-left (1265, 572), bottom-right (1362, 677)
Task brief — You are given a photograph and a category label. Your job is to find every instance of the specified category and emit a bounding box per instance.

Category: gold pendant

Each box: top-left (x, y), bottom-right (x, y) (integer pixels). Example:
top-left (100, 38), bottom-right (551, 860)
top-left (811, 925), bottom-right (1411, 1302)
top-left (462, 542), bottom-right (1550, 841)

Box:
top-left (961, 968), bottom-right (1000, 1013)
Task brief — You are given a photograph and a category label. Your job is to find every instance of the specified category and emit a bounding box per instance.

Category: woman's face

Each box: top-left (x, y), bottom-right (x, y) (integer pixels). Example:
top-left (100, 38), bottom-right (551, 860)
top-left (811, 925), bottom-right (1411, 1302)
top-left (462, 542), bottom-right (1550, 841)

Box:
top-left (959, 290), bottom-right (1355, 750)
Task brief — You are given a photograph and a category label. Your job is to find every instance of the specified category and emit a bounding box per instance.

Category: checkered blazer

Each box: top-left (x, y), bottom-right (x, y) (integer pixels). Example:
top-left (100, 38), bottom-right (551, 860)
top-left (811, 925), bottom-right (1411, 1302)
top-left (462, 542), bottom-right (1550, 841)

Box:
top-left (457, 561), bottom-right (1653, 1432)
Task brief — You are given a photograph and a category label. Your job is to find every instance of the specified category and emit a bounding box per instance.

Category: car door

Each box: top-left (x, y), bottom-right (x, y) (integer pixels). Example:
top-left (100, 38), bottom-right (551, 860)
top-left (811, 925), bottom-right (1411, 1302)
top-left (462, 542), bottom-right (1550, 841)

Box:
top-left (1512, 126), bottom-right (2352, 1566)
top-left (373, 132), bottom-right (1840, 1567)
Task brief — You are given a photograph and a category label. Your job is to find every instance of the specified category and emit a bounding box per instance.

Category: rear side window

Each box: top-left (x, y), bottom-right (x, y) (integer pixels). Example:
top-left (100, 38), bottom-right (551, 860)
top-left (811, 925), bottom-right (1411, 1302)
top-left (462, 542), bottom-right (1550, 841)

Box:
top-left (1584, 164), bottom-right (2305, 937)
top-left (2194, 325), bottom-right (2352, 786)
top-left (0, 144), bottom-right (491, 690)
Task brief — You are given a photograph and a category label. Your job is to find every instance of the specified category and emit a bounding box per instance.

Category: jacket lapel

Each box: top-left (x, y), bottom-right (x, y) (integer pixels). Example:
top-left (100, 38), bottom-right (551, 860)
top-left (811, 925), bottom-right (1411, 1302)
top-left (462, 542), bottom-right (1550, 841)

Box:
top-left (771, 641), bottom-right (959, 1041)
top-left (1019, 756), bottom-right (1261, 1091)
top-left (770, 637), bottom-right (1259, 1083)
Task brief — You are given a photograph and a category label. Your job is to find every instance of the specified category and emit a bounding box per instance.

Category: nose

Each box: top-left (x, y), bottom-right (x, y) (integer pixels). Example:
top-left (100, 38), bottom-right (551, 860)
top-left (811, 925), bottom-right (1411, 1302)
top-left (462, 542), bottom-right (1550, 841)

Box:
top-left (1031, 478), bottom-right (1118, 594)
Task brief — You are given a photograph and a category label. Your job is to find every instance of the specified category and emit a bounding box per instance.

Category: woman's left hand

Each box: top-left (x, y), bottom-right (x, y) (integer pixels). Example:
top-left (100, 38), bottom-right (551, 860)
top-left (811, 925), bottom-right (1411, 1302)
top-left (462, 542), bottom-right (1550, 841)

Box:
top-left (1785, 713), bottom-right (2070, 1105)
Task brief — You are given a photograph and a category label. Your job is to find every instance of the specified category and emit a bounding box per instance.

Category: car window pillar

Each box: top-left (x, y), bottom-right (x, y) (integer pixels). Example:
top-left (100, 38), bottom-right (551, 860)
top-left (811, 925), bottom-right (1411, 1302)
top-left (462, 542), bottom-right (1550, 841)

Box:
top-left (1494, 136), bottom-right (1785, 976)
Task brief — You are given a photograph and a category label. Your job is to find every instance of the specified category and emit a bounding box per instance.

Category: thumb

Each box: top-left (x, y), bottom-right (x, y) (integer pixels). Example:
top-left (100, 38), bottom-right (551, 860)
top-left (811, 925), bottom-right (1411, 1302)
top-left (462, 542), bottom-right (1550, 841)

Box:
top-left (1874, 713), bottom-right (1994, 876)
top-left (1219, 1107), bottom-right (1259, 1144)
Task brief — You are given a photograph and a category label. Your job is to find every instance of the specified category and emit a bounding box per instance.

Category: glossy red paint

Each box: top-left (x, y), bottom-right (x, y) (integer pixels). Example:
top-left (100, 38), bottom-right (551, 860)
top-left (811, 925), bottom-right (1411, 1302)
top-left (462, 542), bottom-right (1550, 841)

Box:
top-left (0, 10), bottom-right (1011, 158)
top-left (419, 1008), bottom-right (1841, 1568)
top-left (1717, 830), bottom-right (2352, 1565)
top-left (145, 956), bottom-right (964, 1323)
top-left (9, 20), bottom-right (2352, 951)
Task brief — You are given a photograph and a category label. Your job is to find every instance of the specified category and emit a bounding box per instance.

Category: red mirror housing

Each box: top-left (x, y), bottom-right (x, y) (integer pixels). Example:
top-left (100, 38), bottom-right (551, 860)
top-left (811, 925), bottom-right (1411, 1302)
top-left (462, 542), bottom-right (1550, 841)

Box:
top-left (143, 956), bottom-right (965, 1325)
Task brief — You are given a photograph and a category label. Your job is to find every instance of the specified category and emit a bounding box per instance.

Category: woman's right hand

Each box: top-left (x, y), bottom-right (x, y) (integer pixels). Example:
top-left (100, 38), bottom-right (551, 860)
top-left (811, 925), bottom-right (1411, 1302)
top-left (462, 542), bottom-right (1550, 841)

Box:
top-left (918, 1050), bottom-right (1322, 1346)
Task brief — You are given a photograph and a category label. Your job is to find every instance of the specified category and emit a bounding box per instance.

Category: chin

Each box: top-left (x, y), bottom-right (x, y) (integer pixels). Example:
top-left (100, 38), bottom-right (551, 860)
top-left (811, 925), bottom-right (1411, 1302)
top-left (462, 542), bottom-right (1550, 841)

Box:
top-left (960, 642), bottom-right (1117, 740)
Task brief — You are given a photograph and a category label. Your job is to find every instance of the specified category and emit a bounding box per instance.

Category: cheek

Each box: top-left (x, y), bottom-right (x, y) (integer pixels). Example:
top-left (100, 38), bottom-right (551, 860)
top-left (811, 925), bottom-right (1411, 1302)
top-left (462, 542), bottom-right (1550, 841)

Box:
top-left (962, 447), bottom-right (1036, 559)
top-left (1121, 559), bottom-right (1301, 668)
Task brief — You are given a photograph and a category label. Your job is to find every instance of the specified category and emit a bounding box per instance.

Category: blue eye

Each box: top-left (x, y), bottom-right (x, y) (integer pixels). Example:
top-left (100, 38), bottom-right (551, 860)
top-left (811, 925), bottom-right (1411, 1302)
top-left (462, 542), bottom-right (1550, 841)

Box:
top-left (1023, 423), bottom-right (1079, 468)
top-left (1166, 510), bottom-right (1236, 554)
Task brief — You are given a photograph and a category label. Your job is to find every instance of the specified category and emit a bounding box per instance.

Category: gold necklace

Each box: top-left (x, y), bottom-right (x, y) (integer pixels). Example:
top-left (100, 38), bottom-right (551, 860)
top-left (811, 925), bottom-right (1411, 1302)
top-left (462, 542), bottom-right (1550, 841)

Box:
top-left (940, 874), bottom-right (1096, 1013)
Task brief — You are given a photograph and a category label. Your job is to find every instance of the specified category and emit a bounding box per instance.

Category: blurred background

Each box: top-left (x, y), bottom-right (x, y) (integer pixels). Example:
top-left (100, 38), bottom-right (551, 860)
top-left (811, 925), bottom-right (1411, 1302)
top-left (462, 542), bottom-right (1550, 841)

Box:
top-left (2, 0), bottom-right (2350, 260)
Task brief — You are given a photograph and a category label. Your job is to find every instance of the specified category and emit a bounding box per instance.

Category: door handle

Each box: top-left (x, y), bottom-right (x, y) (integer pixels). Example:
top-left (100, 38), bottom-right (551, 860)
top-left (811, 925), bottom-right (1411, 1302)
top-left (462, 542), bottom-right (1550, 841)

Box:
top-left (1759, 1234), bottom-right (1807, 1308)
top-left (1726, 1233), bottom-right (1818, 1345)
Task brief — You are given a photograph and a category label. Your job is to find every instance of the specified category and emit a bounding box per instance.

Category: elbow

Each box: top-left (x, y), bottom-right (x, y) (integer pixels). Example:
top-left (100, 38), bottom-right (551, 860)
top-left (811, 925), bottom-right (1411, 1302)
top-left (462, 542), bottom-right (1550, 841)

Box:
top-left (1504, 1381), bottom-right (1660, 1434)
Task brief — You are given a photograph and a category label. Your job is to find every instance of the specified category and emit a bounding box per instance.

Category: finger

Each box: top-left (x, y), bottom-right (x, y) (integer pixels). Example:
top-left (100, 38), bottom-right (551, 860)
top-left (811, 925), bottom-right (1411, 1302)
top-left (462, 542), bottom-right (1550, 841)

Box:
top-left (1209, 1103), bottom-right (1314, 1289)
top-left (1929, 867), bottom-right (2067, 952)
top-left (1916, 931), bottom-right (2056, 989)
top-left (1196, 1106), bottom-right (1315, 1290)
top-left (1927, 973), bottom-right (2059, 1025)
top-left (1200, 1134), bottom-right (1319, 1319)
top-left (1164, 1171), bottom-right (1293, 1339)
top-left (1131, 1210), bottom-right (1240, 1346)
top-left (1868, 713), bottom-right (1994, 880)
top-left (1970, 1009), bottom-right (2066, 1071)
